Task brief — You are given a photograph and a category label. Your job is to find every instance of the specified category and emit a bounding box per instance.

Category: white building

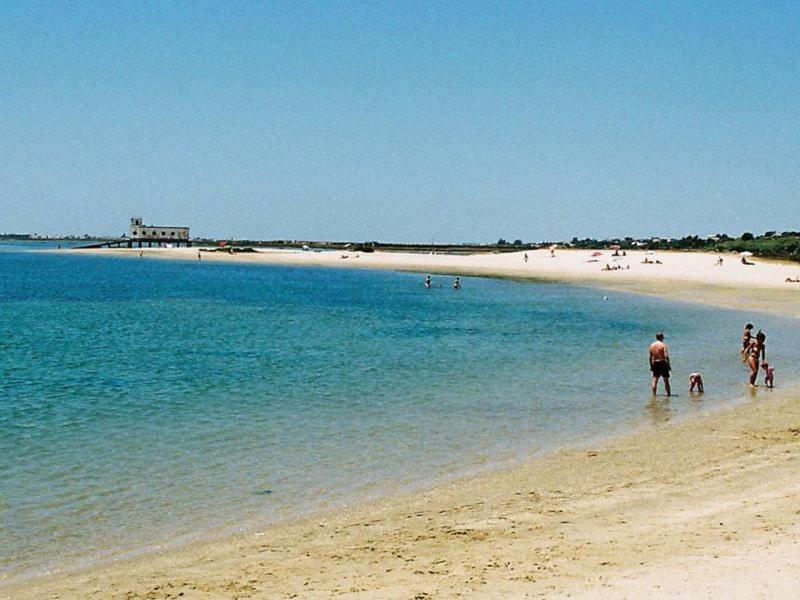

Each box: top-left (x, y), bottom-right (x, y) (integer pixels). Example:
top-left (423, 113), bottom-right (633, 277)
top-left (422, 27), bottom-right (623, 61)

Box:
top-left (129, 217), bottom-right (190, 240)
top-left (127, 217), bottom-right (191, 247)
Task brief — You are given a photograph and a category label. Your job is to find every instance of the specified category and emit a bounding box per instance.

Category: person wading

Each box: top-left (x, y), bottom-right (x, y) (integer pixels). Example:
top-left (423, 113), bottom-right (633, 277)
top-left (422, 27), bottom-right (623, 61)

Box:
top-left (649, 332), bottom-right (671, 396)
top-left (744, 330), bottom-right (766, 387)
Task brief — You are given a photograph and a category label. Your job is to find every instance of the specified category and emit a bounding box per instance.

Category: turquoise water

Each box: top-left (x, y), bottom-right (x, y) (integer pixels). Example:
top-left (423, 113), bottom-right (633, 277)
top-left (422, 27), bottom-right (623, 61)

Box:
top-left (2, 244), bottom-right (799, 581)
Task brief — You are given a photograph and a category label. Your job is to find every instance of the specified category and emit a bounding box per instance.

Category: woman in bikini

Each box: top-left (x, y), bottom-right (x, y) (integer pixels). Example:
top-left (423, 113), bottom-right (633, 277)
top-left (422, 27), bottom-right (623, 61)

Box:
top-left (745, 331), bottom-right (766, 386)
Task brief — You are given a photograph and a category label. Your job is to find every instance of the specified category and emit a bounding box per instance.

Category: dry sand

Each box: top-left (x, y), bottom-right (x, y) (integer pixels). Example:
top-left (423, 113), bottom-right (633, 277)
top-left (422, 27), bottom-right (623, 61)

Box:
top-left (6, 247), bottom-right (800, 599)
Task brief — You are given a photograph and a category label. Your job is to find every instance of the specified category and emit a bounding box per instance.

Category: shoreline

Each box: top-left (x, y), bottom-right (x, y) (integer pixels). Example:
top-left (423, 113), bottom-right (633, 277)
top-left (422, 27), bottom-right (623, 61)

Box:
top-left (74, 246), bottom-right (800, 318)
top-left (6, 385), bottom-right (800, 599)
top-left (6, 247), bottom-right (800, 598)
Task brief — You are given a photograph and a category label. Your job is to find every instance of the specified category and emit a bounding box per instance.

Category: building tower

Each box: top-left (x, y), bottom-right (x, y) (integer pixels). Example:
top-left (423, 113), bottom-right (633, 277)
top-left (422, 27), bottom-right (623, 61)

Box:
top-left (130, 217), bottom-right (143, 238)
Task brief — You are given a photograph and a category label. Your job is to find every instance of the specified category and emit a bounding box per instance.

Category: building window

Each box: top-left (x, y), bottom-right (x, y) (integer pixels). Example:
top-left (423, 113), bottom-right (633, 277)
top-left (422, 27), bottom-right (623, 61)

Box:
top-left (161, 231), bottom-right (166, 236)
top-left (133, 230), bottom-right (138, 235)
top-left (170, 231), bottom-right (175, 236)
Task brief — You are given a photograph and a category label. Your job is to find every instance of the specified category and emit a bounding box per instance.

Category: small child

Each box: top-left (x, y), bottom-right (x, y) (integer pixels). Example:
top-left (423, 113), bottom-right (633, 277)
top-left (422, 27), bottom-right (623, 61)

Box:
top-left (761, 362), bottom-right (775, 388)
top-left (688, 372), bottom-right (704, 393)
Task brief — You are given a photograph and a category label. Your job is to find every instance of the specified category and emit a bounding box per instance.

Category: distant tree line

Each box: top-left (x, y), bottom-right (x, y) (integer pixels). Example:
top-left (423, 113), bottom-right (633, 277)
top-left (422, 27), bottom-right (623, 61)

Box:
top-left (563, 231), bottom-right (800, 261)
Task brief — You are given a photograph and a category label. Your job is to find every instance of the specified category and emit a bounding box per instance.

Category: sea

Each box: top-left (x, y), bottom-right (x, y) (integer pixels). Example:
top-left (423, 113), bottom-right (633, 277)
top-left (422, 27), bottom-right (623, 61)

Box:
top-left (2, 241), bottom-right (799, 582)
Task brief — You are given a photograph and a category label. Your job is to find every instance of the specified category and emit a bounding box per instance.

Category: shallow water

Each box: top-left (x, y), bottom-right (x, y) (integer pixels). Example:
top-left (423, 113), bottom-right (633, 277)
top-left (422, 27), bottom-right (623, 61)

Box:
top-left (2, 244), bottom-right (798, 580)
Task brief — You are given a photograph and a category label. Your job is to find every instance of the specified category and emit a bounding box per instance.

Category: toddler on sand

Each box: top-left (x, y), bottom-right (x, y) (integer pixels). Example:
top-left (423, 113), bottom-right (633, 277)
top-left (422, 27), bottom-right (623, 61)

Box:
top-left (761, 362), bottom-right (775, 388)
top-left (688, 372), bottom-right (704, 393)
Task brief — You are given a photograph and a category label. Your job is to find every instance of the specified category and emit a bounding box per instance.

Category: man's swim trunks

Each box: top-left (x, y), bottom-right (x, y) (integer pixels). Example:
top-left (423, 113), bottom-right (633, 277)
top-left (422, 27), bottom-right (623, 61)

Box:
top-left (651, 360), bottom-right (670, 378)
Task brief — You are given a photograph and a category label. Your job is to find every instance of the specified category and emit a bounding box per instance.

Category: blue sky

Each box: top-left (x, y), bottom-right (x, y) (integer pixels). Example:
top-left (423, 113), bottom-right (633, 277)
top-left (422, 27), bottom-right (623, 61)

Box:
top-left (1, 1), bottom-right (798, 242)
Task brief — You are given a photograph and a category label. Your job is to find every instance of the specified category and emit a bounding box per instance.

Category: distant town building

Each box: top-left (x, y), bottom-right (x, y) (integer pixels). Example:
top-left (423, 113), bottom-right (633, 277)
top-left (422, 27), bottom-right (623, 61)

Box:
top-left (127, 217), bottom-right (191, 247)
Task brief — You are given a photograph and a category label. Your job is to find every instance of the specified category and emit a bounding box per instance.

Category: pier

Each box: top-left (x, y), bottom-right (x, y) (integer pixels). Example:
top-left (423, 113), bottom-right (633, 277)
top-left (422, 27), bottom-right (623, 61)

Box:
top-left (77, 238), bottom-right (193, 249)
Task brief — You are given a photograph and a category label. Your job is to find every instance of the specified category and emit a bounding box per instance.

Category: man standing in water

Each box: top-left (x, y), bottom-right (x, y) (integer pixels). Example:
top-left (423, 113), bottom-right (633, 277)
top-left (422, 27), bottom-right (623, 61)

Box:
top-left (649, 332), bottom-right (671, 396)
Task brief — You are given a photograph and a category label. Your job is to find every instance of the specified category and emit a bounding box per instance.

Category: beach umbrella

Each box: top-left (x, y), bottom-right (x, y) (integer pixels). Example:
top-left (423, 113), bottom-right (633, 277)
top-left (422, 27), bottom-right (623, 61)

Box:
top-left (609, 244), bottom-right (620, 250)
top-left (740, 251), bottom-right (753, 257)
top-left (549, 244), bottom-right (558, 250)
top-left (591, 251), bottom-right (602, 257)
top-left (645, 250), bottom-right (655, 255)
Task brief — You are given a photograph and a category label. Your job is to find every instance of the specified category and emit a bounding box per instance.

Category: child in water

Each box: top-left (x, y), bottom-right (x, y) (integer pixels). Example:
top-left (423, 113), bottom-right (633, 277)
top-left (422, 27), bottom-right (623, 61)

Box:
top-left (688, 372), bottom-right (704, 393)
top-left (761, 362), bottom-right (775, 388)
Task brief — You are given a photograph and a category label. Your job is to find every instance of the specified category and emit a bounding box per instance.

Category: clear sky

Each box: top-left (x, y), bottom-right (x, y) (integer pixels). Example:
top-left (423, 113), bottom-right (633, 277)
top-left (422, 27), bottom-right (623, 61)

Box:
top-left (1, 1), bottom-right (798, 242)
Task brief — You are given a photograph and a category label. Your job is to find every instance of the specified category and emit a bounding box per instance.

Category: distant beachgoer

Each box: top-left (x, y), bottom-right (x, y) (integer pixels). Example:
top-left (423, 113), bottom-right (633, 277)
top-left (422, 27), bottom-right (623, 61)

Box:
top-left (688, 372), bottom-right (704, 393)
top-left (550, 249), bottom-right (555, 257)
top-left (197, 251), bottom-right (201, 261)
top-left (761, 362), bottom-right (775, 388)
top-left (524, 253), bottom-right (529, 263)
top-left (139, 251), bottom-right (143, 258)
top-left (453, 277), bottom-right (461, 290)
top-left (622, 250), bottom-right (627, 257)
top-left (424, 275), bottom-right (431, 289)
top-left (649, 332), bottom-right (671, 396)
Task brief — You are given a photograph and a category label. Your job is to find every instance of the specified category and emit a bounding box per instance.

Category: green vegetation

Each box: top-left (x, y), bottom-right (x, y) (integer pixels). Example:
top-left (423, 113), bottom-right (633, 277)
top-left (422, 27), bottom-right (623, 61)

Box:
top-left (714, 233), bottom-right (800, 259)
top-left (569, 231), bottom-right (800, 261)
top-left (202, 246), bottom-right (259, 253)
top-left (221, 233), bottom-right (800, 260)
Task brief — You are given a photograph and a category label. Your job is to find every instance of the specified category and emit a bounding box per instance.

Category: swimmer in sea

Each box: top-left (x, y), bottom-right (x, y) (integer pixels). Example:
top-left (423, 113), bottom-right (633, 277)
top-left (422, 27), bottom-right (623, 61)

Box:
top-left (453, 277), bottom-right (461, 290)
top-left (424, 275), bottom-right (431, 289)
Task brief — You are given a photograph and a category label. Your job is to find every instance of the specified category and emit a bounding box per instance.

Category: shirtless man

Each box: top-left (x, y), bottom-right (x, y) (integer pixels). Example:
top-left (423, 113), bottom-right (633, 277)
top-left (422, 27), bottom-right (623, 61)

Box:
top-left (649, 332), bottom-right (671, 396)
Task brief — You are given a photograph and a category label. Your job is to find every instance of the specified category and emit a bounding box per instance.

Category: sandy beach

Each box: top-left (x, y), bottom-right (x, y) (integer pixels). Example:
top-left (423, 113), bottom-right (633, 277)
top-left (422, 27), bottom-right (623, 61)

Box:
top-left (7, 247), bottom-right (799, 599)
top-left (7, 389), bottom-right (800, 599)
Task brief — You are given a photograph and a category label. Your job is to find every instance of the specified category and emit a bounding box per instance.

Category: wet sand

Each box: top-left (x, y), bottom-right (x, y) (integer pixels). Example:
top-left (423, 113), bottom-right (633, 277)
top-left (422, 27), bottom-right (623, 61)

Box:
top-left (7, 387), bottom-right (800, 599)
top-left (7, 247), bottom-right (799, 599)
